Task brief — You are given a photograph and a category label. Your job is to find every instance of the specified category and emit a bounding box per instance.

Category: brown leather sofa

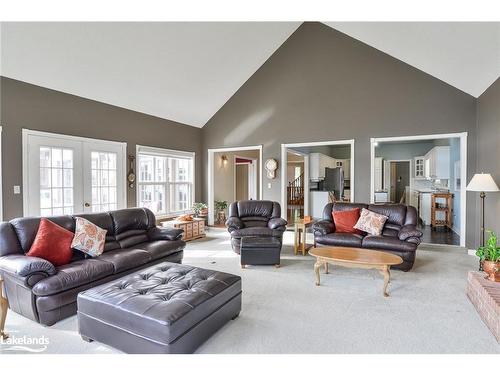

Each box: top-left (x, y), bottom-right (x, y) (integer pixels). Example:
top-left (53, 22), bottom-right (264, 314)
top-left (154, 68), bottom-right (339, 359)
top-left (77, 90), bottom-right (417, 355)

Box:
top-left (225, 200), bottom-right (287, 254)
top-left (312, 202), bottom-right (423, 271)
top-left (0, 208), bottom-right (185, 326)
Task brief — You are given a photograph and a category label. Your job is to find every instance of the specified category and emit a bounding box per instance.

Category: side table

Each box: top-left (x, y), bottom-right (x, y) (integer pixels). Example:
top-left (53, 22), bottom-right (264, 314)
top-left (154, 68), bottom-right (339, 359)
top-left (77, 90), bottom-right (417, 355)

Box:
top-left (294, 219), bottom-right (313, 255)
top-left (0, 276), bottom-right (8, 339)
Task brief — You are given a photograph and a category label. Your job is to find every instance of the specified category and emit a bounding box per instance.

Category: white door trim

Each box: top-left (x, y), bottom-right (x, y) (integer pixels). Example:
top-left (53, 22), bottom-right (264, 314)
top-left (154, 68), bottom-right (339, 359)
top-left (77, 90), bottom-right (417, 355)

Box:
top-left (370, 132), bottom-right (467, 248)
top-left (384, 159), bottom-right (412, 202)
top-left (22, 129), bottom-right (127, 216)
top-left (207, 145), bottom-right (263, 226)
top-left (281, 139), bottom-right (355, 220)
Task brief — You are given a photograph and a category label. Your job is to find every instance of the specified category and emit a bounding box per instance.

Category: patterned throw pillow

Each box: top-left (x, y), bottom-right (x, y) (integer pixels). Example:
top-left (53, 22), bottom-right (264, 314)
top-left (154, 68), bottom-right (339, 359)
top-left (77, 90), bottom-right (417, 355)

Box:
top-left (353, 208), bottom-right (388, 236)
top-left (71, 217), bottom-right (107, 257)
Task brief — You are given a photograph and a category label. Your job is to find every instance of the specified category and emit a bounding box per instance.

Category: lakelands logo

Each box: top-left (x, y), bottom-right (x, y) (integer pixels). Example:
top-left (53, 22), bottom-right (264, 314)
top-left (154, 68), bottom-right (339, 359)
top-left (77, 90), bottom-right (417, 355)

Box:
top-left (0, 332), bottom-right (49, 353)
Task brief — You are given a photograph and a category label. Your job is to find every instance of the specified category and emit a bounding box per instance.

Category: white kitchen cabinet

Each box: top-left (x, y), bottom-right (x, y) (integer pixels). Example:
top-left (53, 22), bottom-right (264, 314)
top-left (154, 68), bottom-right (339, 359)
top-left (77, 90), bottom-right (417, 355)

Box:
top-left (374, 191), bottom-right (388, 203)
top-left (309, 153), bottom-right (350, 181)
top-left (414, 156), bottom-right (425, 178)
top-left (420, 193), bottom-right (432, 225)
top-left (374, 157), bottom-right (383, 191)
top-left (424, 146), bottom-right (450, 179)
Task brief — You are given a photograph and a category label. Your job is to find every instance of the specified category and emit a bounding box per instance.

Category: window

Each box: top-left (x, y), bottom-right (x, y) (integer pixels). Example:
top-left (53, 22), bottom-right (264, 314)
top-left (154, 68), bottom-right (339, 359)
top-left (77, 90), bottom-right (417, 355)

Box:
top-left (136, 146), bottom-right (194, 216)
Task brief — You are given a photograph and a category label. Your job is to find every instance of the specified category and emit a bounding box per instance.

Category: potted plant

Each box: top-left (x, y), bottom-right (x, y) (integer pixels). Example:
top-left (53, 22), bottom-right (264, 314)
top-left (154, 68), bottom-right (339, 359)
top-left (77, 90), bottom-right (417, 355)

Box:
top-left (214, 200), bottom-right (228, 225)
top-left (192, 202), bottom-right (208, 218)
top-left (476, 230), bottom-right (500, 282)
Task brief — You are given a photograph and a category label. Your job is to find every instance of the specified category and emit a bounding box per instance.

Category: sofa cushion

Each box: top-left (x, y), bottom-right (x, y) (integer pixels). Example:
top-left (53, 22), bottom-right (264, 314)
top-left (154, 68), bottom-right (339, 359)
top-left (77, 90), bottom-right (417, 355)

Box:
top-left (362, 235), bottom-right (417, 252)
top-left (32, 258), bottom-right (114, 296)
top-left (133, 240), bottom-right (185, 260)
top-left (98, 248), bottom-right (152, 273)
top-left (27, 218), bottom-right (74, 266)
top-left (230, 227), bottom-right (282, 239)
top-left (368, 204), bottom-right (407, 226)
top-left (315, 232), bottom-right (363, 247)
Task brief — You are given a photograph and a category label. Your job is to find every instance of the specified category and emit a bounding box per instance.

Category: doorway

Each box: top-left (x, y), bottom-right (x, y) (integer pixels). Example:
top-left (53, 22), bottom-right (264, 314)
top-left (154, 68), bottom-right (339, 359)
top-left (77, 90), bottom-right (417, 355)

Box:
top-left (389, 160), bottom-right (411, 203)
top-left (234, 155), bottom-right (258, 201)
top-left (370, 133), bottom-right (467, 247)
top-left (22, 129), bottom-right (127, 216)
top-left (207, 145), bottom-right (263, 226)
top-left (281, 139), bottom-right (355, 222)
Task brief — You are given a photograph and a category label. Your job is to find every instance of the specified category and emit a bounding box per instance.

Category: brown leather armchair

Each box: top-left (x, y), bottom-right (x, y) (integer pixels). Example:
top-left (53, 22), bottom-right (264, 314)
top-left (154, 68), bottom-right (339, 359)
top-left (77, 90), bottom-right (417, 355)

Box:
top-left (225, 200), bottom-right (287, 253)
top-left (312, 202), bottom-right (423, 271)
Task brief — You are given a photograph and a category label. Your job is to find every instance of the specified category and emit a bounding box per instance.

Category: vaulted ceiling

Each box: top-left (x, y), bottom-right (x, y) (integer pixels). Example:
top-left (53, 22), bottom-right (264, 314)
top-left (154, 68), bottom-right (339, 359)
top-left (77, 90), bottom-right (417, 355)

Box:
top-left (1, 22), bottom-right (499, 128)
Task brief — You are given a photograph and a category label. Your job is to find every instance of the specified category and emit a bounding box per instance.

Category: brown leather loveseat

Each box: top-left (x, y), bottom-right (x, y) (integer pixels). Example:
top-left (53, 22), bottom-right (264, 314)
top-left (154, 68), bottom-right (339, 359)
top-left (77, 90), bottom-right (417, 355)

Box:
top-left (312, 202), bottom-right (423, 271)
top-left (0, 208), bottom-right (185, 326)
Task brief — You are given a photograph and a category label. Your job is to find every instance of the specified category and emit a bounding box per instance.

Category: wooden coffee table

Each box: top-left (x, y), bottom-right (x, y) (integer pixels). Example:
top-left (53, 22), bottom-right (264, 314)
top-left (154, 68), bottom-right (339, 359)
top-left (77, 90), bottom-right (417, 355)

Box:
top-left (309, 247), bottom-right (403, 297)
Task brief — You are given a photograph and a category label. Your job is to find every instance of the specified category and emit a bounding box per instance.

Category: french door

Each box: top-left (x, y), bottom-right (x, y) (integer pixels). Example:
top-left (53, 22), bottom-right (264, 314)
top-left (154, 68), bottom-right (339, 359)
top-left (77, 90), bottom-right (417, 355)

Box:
top-left (23, 130), bottom-right (126, 217)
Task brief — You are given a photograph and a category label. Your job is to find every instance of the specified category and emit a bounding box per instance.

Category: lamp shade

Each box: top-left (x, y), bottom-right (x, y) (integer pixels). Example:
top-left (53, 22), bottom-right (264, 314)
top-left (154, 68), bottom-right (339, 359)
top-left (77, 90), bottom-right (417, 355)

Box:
top-left (466, 173), bottom-right (500, 192)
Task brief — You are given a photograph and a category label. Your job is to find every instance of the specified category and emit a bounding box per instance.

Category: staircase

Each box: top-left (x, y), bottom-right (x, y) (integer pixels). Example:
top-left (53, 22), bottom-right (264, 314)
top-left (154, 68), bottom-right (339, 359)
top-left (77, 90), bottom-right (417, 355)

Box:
top-left (287, 173), bottom-right (304, 206)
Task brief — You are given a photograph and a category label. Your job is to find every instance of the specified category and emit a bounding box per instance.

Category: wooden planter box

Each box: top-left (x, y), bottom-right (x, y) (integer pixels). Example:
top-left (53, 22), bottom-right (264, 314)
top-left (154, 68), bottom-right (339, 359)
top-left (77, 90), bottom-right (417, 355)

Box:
top-left (162, 218), bottom-right (206, 241)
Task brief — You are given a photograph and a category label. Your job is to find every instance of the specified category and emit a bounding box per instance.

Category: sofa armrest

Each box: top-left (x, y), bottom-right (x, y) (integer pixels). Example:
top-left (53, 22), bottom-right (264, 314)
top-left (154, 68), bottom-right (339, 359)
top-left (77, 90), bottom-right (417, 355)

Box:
top-left (268, 218), bottom-right (288, 231)
top-left (148, 227), bottom-right (184, 241)
top-left (225, 217), bottom-right (244, 232)
top-left (312, 220), bottom-right (335, 236)
top-left (398, 225), bottom-right (423, 241)
top-left (0, 255), bottom-right (56, 287)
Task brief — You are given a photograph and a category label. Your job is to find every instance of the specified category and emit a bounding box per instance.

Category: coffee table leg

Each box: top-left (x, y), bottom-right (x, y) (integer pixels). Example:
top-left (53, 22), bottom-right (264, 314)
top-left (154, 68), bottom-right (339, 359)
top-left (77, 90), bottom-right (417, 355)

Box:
top-left (0, 278), bottom-right (8, 339)
top-left (380, 265), bottom-right (390, 297)
top-left (314, 259), bottom-right (322, 286)
top-left (324, 262), bottom-right (329, 274)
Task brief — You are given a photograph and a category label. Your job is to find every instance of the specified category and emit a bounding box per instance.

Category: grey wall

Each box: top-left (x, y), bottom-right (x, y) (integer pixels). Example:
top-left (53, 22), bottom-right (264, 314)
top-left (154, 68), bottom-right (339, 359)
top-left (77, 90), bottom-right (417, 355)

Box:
top-left (0, 77), bottom-right (203, 220)
top-left (475, 78), bottom-right (500, 246)
top-left (289, 144), bottom-right (351, 159)
top-left (202, 22), bottom-right (478, 247)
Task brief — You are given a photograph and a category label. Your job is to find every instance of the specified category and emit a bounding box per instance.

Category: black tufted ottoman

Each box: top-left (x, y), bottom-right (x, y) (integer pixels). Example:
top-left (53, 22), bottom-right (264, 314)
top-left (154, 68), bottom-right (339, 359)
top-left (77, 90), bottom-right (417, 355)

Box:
top-left (77, 262), bottom-right (241, 353)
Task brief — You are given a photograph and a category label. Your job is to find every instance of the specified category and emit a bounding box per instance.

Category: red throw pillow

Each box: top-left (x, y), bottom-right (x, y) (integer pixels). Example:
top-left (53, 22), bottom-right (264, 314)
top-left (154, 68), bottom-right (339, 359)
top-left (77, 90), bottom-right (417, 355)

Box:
top-left (27, 218), bottom-right (74, 266)
top-left (332, 208), bottom-right (364, 235)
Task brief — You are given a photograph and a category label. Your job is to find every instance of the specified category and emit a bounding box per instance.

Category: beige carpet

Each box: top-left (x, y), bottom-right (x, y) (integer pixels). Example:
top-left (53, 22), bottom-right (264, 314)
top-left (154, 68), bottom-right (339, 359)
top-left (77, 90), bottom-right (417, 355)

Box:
top-left (2, 228), bottom-right (498, 354)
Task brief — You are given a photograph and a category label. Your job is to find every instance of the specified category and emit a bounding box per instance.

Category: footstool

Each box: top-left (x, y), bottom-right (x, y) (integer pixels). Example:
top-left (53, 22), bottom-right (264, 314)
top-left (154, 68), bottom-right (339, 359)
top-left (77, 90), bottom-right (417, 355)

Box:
top-left (77, 262), bottom-right (242, 354)
top-left (240, 236), bottom-right (282, 268)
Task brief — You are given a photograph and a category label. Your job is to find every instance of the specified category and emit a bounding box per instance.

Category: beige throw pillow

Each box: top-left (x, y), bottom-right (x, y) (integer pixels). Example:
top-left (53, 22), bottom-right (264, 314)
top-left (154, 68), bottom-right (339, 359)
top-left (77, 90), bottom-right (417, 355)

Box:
top-left (71, 217), bottom-right (107, 257)
top-left (354, 208), bottom-right (388, 236)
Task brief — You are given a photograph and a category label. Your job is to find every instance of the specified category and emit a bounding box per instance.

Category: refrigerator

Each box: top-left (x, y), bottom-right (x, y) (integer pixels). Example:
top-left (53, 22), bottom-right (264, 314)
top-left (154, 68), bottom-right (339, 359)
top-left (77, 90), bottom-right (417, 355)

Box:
top-left (323, 167), bottom-right (344, 201)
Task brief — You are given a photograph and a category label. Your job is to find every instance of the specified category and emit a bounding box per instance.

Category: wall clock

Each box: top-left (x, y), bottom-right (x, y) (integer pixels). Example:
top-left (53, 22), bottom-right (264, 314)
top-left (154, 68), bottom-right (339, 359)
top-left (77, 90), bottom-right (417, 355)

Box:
top-left (265, 158), bottom-right (278, 179)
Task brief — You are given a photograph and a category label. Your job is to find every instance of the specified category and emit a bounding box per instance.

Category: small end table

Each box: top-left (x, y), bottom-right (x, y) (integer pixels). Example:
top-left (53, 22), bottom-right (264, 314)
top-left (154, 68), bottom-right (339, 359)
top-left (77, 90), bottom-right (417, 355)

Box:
top-left (0, 276), bottom-right (9, 339)
top-left (294, 218), bottom-right (313, 256)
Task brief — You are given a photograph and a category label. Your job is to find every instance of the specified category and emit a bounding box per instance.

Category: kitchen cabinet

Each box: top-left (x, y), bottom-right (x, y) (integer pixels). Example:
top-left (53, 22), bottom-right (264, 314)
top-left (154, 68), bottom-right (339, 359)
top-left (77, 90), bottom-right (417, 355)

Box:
top-left (424, 146), bottom-right (450, 179)
top-left (309, 153), bottom-right (329, 181)
top-left (420, 193), bottom-right (432, 225)
top-left (309, 153), bottom-right (350, 181)
top-left (374, 157), bottom-right (383, 191)
top-left (374, 191), bottom-right (388, 203)
top-left (414, 156), bottom-right (425, 178)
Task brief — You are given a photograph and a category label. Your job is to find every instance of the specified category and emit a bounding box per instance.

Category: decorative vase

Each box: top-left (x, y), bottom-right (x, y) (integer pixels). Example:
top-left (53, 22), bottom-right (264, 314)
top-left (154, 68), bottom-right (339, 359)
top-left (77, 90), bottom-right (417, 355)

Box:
top-left (482, 260), bottom-right (500, 282)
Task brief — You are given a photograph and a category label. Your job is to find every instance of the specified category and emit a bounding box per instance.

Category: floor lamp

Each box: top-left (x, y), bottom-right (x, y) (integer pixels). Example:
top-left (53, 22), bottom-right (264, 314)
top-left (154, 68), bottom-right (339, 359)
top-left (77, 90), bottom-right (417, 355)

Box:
top-left (466, 173), bottom-right (499, 270)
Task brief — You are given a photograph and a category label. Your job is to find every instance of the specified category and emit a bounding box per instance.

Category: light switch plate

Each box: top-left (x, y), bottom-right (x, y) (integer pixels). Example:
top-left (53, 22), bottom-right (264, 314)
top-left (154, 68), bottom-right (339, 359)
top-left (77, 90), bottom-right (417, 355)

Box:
top-left (13, 185), bottom-right (21, 194)
top-left (267, 183), bottom-right (272, 189)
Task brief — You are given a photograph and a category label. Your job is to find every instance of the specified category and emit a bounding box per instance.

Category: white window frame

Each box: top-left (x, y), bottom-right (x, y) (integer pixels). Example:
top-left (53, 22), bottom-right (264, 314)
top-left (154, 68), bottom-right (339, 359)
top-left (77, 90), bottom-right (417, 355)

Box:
top-left (136, 145), bottom-right (195, 218)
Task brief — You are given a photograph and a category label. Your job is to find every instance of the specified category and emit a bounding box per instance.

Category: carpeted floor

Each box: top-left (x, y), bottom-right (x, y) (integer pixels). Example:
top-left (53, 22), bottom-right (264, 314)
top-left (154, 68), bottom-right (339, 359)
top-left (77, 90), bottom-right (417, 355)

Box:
top-left (2, 228), bottom-right (499, 354)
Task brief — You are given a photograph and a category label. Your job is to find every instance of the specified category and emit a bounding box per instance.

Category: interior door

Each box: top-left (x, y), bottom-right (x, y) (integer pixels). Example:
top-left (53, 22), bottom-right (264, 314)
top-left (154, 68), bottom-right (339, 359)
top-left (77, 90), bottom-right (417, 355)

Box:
top-left (24, 131), bottom-right (126, 216)
top-left (26, 134), bottom-right (83, 216)
top-left (83, 142), bottom-right (126, 213)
